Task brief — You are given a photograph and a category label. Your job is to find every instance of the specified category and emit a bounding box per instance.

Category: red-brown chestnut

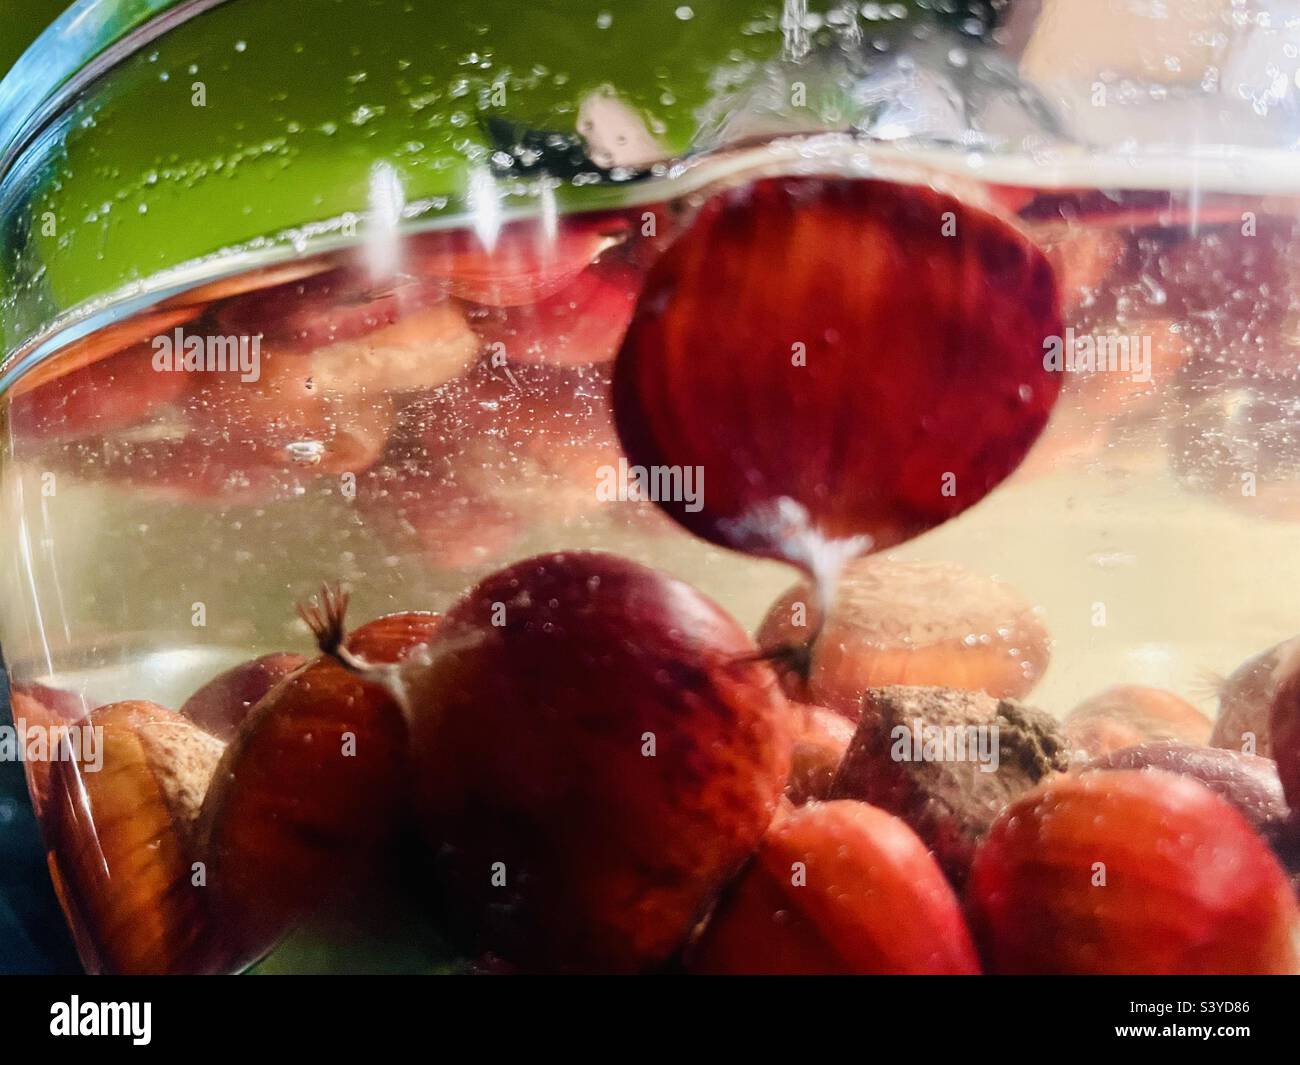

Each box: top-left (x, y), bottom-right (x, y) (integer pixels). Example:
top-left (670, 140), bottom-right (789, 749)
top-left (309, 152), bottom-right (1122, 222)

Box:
top-left (200, 609), bottom-right (441, 970)
top-left (967, 770), bottom-right (1300, 974)
top-left (686, 800), bottom-right (980, 975)
top-left (612, 176), bottom-right (1061, 576)
top-left (315, 551), bottom-right (793, 973)
top-left (43, 701), bottom-right (224, 975)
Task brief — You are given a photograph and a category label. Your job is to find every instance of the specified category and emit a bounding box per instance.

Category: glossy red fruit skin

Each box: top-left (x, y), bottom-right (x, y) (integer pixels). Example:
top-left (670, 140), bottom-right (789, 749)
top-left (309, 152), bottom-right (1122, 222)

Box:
top-left (613, 176), bottom-right (1061, 565)
top-left (406, 550), bottom-right (793, 973)
top-left (686, 800), bottom-right (980, 975)
top-left (968, 770), bottom-right (1300, 974)
top-left (179, 652), bottom-right (308, 742)
top-left (200, 611), bottom-right (441, 970)
top-left (348, 609), bottom-right (444, 661)
top-left (1087, 741), bottom-right (1289, 831)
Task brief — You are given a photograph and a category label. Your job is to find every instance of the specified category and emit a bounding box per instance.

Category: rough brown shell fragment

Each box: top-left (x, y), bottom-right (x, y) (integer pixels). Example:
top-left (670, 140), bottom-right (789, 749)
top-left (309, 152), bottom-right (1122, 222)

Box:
top-left (830, 685), bottom-right (1067, 884)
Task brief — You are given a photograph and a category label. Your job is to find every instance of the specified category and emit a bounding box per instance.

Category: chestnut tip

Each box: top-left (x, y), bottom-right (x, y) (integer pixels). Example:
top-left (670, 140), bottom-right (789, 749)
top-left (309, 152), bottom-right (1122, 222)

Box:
top-left (298, 582), bottom-right (351, 658)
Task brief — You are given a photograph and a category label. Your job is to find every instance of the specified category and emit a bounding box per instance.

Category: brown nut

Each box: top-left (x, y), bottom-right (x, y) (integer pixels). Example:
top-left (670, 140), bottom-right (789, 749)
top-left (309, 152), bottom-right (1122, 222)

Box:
top-left (42, 701), bottom-right (224, 974)
top-left (757, 558), bottom-right (1050, 717)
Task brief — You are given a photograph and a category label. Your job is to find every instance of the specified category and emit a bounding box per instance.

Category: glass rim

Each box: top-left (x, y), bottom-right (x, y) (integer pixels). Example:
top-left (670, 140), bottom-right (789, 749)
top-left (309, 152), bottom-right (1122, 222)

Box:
top-left (0, 0), bottom-right (233, 178)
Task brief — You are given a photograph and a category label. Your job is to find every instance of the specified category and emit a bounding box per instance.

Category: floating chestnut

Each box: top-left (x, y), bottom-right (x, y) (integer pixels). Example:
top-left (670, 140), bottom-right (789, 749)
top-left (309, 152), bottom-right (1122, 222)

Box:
top-left (70, 435), bottom-right (317, 507)
top-left (162, 257), bottom-right (330, 309)
top-left (213, 267), bottom-right (445, 352)
top-left (470, 258), bottom-right (640, 366)
top-left (11, 344), bottom-right (190, 444)
top-left (355, 364), bottom-right (532, 569)
top-left (612, 175), bottom-right (1061, 574)
top-left (406, 214), bottom-right (629, 306)
top-left (685, 800), bottom-right (980, 975)
top-left (756, 557), bottom-right (1050, 715)
top-left (358, 359), bottom-right (625, 568)
top-left (1156, 216), bottom-right (1300, 383)
top-left (184, 354), bottom-right (395, 475)
top-left (303, 301), bottom-right (479, 395)
top-left (10, 306), bottom-right (198, 397)
top-left (1036, 226), bottom-right (1127, 315)
top-left (967, 770), bottom-right (1300, 974)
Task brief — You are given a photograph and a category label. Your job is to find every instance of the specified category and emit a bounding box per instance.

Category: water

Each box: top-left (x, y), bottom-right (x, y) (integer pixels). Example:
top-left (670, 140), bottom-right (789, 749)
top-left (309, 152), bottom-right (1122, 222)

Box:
top-left (5, 138), bottom-right (1300, 971)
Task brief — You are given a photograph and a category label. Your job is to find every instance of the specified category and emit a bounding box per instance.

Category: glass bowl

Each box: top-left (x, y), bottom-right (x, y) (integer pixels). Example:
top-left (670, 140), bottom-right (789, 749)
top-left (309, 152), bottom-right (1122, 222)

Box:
top-left (2, 0), bottom-right (1299, 975)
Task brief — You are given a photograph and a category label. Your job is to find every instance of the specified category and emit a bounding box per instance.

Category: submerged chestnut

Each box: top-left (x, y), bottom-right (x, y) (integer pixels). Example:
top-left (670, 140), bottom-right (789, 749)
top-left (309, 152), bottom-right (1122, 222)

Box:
top-left (42, 701), bottom-right (224, 975)
top-left (1085, 740), bottom-right (1289, 830)
top-left (686, 800), bottom-right (980, 975)
top-left (199, 609), bottom-right (442, 970)
top-left (316, 551), bottom-right (793, 973)
top-left (968, 770), bottom-right (1300, 974)
top-left (757, 558), bottom-right (1050, 715)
